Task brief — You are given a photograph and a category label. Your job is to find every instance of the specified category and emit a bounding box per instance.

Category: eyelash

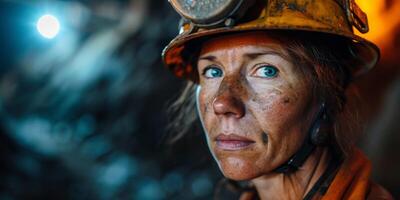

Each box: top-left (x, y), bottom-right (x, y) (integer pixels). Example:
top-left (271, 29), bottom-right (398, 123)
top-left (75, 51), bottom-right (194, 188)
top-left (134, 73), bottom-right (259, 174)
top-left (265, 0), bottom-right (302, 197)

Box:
top-left (252, 64), bottom-right (279, 78)
top-left (200, 64), bottom-right (279, 79)
top-left (201, 65), bottom-right (223, 78)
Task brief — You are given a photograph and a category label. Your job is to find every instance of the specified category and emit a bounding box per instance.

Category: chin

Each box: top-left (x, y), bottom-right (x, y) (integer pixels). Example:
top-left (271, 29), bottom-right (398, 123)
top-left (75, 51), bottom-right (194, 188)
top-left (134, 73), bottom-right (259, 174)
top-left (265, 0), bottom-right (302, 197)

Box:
top-left (216, 155), bottom-right (264, 181)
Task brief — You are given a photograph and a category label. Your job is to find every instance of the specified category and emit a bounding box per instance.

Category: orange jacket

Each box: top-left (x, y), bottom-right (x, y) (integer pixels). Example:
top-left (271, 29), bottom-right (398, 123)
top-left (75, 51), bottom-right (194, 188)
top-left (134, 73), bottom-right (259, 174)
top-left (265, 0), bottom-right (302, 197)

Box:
top-left (321, 149), bottom-right (393, 200)
top-left (240, 149), bottom-right (393, 200)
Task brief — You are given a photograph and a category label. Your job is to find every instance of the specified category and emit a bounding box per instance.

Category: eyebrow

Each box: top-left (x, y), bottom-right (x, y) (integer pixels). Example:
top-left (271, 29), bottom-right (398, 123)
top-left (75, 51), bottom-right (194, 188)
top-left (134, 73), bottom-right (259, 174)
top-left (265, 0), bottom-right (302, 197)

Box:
top-left (243, 51), bottom-right (285, 60)
top-left (198, 55), bottom-right (217, 61)
top-left (198, 50), bottom-right (288, 62)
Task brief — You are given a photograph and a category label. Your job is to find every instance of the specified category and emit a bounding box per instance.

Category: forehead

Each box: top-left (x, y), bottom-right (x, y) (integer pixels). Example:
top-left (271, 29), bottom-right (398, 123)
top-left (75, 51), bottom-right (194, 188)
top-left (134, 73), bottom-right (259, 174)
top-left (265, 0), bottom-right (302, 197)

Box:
top-left (199, 31), bottom-right (286, 56)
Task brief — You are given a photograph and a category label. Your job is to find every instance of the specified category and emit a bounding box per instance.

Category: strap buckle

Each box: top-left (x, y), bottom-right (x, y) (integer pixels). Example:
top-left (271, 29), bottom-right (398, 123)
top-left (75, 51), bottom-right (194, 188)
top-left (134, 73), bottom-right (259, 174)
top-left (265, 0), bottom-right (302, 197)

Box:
top-left (346, 0), bottom-right (369, 33)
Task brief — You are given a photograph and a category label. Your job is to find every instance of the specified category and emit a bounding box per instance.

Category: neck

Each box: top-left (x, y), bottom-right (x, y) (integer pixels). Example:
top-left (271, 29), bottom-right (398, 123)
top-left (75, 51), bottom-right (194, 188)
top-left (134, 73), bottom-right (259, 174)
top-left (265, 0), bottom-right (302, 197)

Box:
top-left (251, 147), bottom-right (332, 200)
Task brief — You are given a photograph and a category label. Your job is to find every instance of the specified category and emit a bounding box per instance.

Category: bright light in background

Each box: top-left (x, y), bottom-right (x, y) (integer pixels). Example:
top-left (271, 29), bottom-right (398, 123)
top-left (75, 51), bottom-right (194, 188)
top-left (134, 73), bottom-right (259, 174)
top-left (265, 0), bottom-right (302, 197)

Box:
top-left (356, 0), bottom-right (400, 51)
top-left (36, 14), bottom-right (60, 39)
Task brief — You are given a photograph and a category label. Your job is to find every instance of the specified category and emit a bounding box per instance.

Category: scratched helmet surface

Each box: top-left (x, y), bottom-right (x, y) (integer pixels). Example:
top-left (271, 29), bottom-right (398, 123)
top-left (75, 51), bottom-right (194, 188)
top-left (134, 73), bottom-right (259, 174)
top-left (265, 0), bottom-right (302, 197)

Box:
top-left (162, 0), bottom-right (380, 81)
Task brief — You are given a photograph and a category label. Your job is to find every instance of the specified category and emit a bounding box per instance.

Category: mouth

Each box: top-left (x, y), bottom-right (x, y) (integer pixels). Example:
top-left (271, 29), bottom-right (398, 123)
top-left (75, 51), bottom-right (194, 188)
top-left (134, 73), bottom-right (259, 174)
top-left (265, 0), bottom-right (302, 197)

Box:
top-left (215, 134), bottom-right (255, 151)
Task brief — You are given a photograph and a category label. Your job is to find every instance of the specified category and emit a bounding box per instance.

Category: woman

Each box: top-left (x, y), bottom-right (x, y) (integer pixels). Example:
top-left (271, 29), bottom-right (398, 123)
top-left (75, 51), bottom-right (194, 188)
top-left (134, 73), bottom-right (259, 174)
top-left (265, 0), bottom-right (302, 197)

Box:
top-left (162, 0), bottom-right (393, 199)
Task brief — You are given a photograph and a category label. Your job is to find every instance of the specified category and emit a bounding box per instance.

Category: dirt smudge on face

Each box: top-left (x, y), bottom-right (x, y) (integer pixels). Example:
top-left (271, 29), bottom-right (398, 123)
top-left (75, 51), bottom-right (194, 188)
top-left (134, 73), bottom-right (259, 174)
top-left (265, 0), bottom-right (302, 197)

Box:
top-left (254, 90), bottom-right (282, 112)
top-left (283, 96), bottom-right (291, 104)
top-left (262, 132), bottom-right (268, 144)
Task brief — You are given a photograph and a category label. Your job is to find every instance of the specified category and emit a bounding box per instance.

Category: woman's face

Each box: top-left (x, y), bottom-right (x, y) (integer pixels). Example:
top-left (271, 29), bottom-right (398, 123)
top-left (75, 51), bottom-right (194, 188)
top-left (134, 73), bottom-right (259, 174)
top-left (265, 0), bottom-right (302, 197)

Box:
top-left (196, 32), bottom-right (317, 180)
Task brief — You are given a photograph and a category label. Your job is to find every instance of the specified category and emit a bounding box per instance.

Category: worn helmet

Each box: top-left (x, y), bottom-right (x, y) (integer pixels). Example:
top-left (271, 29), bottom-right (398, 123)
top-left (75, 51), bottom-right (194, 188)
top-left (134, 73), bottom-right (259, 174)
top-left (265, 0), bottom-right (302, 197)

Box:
top-left (162, 0), bottom-right (380, 81)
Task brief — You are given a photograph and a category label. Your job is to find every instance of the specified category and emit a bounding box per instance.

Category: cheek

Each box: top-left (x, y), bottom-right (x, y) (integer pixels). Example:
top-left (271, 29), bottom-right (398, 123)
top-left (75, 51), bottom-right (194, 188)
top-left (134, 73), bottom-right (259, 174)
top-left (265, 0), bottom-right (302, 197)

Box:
top-left (248, 88), bottom-right (309, 165)
top-left (198, 90), bottom-right (212, 123)
top-left (197, 87), bottom-right (218, 138)
top-left (254, 90), bottom-right (307, 147)
top-left (249, 89), bottom-right (295, 126)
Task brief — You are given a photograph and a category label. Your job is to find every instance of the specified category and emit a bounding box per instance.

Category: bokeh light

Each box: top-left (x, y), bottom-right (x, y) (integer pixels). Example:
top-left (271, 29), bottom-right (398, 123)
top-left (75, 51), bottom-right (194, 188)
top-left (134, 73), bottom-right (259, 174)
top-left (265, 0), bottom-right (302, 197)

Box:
top-left (36, 14), bottom-right (60, 39)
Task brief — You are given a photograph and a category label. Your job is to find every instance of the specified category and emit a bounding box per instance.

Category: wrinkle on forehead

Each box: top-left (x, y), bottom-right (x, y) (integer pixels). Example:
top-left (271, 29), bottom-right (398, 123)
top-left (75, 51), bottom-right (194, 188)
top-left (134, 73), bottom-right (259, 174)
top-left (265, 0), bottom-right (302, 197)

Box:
top-left (199, 32), bottom-right (291, 61)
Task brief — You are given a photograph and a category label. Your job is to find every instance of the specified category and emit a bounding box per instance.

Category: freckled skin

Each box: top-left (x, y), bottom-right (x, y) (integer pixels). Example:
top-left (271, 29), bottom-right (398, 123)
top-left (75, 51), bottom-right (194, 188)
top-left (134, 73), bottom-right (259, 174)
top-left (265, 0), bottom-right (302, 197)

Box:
top-left (196, 32), bottom-right (317, 181)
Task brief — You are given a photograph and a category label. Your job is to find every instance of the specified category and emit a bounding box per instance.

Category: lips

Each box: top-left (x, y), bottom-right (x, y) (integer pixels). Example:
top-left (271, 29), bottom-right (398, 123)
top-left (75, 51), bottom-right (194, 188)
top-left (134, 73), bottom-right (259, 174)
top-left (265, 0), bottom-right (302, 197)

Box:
top-left (215, 134), bottom-right (255, 150)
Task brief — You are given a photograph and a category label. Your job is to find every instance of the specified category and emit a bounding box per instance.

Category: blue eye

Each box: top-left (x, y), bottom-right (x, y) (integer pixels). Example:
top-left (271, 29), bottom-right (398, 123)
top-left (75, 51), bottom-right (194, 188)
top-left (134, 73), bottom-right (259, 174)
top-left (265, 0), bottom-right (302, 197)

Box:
top-left (254, 65), bottom-right (278, 78)
top-left (203, 66), bottom-right (223, 78)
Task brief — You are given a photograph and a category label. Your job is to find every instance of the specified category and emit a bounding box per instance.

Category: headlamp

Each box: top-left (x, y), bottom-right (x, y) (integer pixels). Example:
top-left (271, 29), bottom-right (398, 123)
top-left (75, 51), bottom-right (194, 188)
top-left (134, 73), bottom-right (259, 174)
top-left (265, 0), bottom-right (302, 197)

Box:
top-left (169, 0), bottom-right (256, 28)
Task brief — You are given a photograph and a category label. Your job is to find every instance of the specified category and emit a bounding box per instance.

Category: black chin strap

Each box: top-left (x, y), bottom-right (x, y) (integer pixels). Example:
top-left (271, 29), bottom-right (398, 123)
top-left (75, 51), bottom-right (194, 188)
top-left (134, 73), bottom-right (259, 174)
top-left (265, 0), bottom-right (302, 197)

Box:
top-left (274, 103), bottom-right (327, 174)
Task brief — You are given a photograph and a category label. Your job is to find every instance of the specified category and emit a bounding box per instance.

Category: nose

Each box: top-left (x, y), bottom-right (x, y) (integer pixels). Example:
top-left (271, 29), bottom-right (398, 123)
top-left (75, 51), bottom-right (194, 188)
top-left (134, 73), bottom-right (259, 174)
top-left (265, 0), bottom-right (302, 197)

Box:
top-left (213, 93), bottom-right (245, 119)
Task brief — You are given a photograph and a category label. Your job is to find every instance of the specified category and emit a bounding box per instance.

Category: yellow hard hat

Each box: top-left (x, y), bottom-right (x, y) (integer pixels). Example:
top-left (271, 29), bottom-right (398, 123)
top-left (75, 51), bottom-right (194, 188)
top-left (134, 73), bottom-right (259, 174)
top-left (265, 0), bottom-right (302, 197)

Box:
top-left (162, 0), bottom-right (380, 81)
